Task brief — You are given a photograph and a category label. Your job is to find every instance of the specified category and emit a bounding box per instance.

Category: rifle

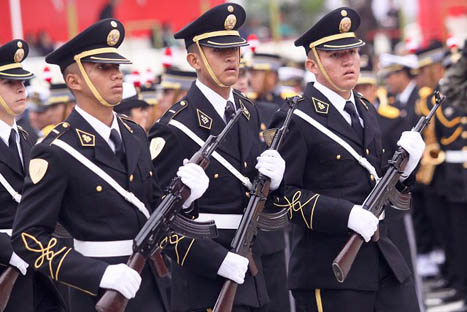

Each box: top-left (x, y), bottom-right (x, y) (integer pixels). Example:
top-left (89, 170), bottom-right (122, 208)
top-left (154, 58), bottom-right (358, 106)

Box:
top-left (96, 108), bottom-right (244, 312)
top-left (212, 95), bottom-right (302, 312)
top-left (332, 91), bottom-right (445, 283)
top-left (0, 267), bottom-right (19, 312)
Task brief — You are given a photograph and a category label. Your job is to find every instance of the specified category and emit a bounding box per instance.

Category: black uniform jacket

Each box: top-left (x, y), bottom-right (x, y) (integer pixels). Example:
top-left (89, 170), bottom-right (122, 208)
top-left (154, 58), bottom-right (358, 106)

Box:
top-left (149, 84), bottom-right (270, 311)
top-left (269, 83), bottom-right (412, 291)
top-left (0, 126), bottom-right (64, 312)
top-left (11, 109), bottom-right (165, 310)
top-left (435, 100), bottom-right (466, 203)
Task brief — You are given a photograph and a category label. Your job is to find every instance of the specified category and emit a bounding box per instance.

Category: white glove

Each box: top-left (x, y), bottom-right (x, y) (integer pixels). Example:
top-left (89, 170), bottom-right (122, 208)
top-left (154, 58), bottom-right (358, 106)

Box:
top-left (177, 159), bottom-right (209, 209)
top-left (99, 264), bottom-right (142, 299)
top-left (217, 252), bottom-right (249, 284)
top-left (255, 150), bottom-right (285, 191)
top-left (347, 205), bottom-right (379, 243)
top-left (397, 131), bottom-right (425, 181)
top-left (9, 252), bottom-right (28, 276)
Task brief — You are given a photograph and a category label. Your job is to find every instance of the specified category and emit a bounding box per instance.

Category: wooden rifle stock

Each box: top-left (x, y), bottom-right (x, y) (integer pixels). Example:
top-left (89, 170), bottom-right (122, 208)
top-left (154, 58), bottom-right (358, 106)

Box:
top-left (95, 253), bottom-right (145, 312)
top-left (0, 267), bottom-right (19, 312)
top-left (213, 280), bottom-right (238, 312)
top-left (332, 234), bottom-right (364, 283)
top-left (150, 250), bottom-right (168, 278)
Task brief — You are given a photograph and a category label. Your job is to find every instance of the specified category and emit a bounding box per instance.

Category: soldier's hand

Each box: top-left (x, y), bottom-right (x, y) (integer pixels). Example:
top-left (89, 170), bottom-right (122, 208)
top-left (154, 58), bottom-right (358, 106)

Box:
top-left (177, 159), bottom-right (210, 209)
top-left (99, 264), bottom-right (142, 299)
top-left (217, 252), bottom-right (249, 284)
top-left (9, 251), bottom-right (29, 275)
top-left (347, 205), bottom-right (379, 242)
top-left (397, 131), bottom-right (425, 181)
top-left (255, 150), bottom-right (285, 191)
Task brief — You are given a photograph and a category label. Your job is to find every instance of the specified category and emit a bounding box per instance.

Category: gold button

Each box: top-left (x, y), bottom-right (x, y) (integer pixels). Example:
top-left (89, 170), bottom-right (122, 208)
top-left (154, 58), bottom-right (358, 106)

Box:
top-left (245, 191), bottom-right (250, 198)
top-left (213, 173), bottom-right (219, 179)
top-left (244, 161), bottom-right (248, 168)
top-left (62, 122), bottom-right (70, 128)
top-left (129, 174), bottom-right (134, 182)
top-left (149, 170), bottom-right (153, 177)
top-left (382, 148), bottom-right (385, 153)
top-left (180, 100), bottom-right (186, 106)
top-left (370, 174), bottom-right (375, 181)
top-left (336, 154), bottom-right (341, 160)
top-left (96, 185), bottom-right (102, 192)
top-left (462, 131), bottom-right (467, 139)
top-left (366, 149), bottom-right (370, 155)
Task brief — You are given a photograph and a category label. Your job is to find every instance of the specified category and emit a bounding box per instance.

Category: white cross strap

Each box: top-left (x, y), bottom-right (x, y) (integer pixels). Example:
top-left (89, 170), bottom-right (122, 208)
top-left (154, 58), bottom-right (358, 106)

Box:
top-left (168, 119), bottom-right (253, 190)
top-left (52, 139), bottom-right (151, 219)
top-left (294, 109), bottom-right (380, 182)
top-left (0, 172), bottom-right (21, 203)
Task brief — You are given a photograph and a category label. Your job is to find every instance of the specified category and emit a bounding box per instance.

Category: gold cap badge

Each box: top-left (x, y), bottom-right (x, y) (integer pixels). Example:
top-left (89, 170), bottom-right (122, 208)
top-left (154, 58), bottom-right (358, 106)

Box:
top-left (107, 29), bottom-right (120, 46)
top-left (14, 49), bottom-right (24, 63)
top-left (339, 17), bottom-right (352, 33)
top-left (224, 14), bottom-right (237, 30)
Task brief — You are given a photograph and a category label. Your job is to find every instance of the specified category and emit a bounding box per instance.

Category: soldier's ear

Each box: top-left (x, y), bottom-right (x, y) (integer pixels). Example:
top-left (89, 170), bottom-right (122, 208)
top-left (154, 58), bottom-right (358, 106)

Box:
top-left (305, 57), bottom-right (318, 75)
top-left (186, 52), bottom-right (201, 71)
top-left (64, 65), bottom-right (82, 93)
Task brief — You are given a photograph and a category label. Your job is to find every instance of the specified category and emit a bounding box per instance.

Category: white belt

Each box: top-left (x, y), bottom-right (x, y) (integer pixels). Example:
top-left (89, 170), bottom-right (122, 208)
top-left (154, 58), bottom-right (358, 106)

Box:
top-left (73, 239), bottom-right (133, 257)
top-left (0, 229), bottom-right (12, 236)
top-left (197, 213), bottom-right (242, 230)
top-left (445, 150), bottom-right (467, 163)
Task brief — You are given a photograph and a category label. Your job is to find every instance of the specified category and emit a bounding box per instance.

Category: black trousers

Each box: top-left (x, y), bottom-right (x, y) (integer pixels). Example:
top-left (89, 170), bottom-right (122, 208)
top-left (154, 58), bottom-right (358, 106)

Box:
top-left (448, 201), bottom-right (467, 298)
top-left (292, 258), bottom-right (420, 312)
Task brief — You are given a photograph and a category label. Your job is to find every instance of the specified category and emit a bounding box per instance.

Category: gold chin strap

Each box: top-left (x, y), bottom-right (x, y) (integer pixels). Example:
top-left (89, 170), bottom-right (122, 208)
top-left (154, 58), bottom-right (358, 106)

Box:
top-left (0, 95), bottom-right (16, 116)
top-left (195, 41), bottom-right (228, 88)
top-left (73, 48), bottom-right (122, 107)
top-left (311, 47), bottom-right (348, 93)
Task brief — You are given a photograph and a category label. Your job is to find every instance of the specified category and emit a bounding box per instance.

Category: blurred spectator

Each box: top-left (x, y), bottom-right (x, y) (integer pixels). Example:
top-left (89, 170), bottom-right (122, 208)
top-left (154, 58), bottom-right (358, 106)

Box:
top-left (37, 30), bottom-right (55, 56)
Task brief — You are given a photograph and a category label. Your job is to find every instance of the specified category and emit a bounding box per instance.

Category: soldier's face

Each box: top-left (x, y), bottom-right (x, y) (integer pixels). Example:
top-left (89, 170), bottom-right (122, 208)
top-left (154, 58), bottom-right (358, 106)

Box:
top-left (0, 79), bottom-right (27, 116)
top-left (200, 46), bottom-right (240, 87)
top-left (308, 48), bottom-right (360, 95)
top-left (83, 62), bottom-right (123, 105)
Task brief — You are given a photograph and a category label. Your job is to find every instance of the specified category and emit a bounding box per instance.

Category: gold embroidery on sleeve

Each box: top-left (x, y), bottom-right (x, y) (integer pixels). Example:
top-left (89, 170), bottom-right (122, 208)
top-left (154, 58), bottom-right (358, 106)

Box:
top-left (160, 233), bottom-right (193, 266)
top-left (275, 191), bottom-right (320, 230)
top-left (21, 232), bottom-right (71, 280)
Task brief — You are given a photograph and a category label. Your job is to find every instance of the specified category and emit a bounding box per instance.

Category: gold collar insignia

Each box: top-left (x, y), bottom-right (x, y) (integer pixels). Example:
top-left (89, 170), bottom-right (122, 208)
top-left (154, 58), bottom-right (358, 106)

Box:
top-left (358, 97), bottom-right (369, 111)
top-left (76, 129), bottom-right (95, 147)
top-left (312, 97), bottom-right (330, 115)
top-left (239, 100), bottom-right (250, 120)
top-left (197, 109), bottom-right (213, 130)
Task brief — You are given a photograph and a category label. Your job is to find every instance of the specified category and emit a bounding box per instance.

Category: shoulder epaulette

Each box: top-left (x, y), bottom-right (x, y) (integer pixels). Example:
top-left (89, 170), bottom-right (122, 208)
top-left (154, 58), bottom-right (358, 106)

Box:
top-left (377, 104), bottom-right (400, 119)
top-left (160, 99), bottom-right (189, 123)
top-left (17, 125), bottom-right (29, 140)
top-left (42, 122), bottom-right (71, 145)
top-left (436, 105), bottom-right (461, 129)
top-left (416, 87), bottom-right (434, 116)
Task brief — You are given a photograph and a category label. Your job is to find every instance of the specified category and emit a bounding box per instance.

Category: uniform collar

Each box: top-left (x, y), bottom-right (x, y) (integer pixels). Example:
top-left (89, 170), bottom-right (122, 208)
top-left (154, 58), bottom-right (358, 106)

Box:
top-left (0, 119), bottom-right (19, 147)
top-left (313, 80), bottom-right (360, 125)
top-left (74, 105), bottom-right (121, 151)
top-left (195, 79), bottom-right (234, 122)
top-left (397, 80), bottom-right (416, 105)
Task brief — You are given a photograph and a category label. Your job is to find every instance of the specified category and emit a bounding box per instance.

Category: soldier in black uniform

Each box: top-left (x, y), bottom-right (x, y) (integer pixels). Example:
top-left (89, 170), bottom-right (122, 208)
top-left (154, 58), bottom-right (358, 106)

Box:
top-left (0, 40), bottom-right (65, 312)
top-left (148, 3), bottom-right (286, 311)
top-left (435, 44), bottom-right (467, 311)
top-left (269, 8), bottom-right (426, 312)
top-left (248, 53), bottom-right (285, 108)
top-left (11, 19), bottom-right (209, 312)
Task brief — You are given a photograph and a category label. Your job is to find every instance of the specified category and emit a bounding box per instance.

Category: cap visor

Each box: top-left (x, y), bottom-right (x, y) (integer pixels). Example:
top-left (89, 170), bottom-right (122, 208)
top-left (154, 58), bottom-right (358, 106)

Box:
top-left (200, 36), bottom-right (249, 48)
top-left (317, 38), bottom-right (365, 51)
top-left (83, 52), bottom-right (132, 64)
top-left (0, 68), bottom-right (34, 80)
